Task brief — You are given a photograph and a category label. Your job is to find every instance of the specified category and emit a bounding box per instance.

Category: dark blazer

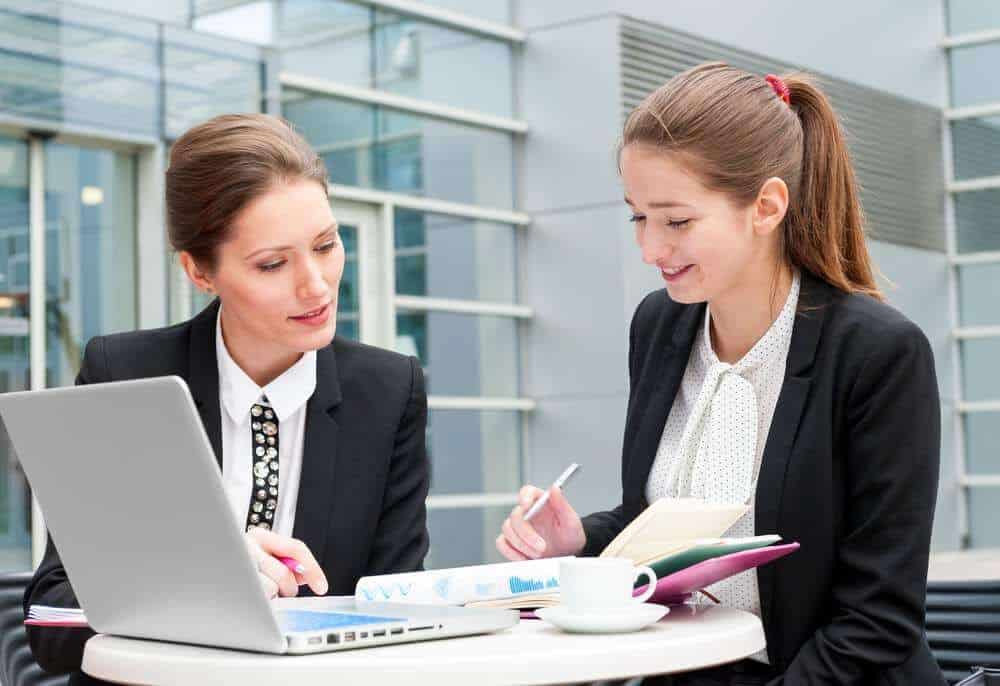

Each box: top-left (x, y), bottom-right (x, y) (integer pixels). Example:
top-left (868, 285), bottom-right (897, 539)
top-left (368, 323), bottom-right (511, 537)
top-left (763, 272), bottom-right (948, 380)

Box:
top-left (23, 299), bottom-right (430, 683)
top-left (581, 271), bottom-right (945, 685)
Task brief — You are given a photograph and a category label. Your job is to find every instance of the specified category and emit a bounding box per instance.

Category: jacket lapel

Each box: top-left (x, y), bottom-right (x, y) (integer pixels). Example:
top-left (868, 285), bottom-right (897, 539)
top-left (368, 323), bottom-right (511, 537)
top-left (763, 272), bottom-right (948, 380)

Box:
top-left (186, 299), bottom-right (223, 469)
top-left (622, 300), bottom-right (703, 517)
top-left (754, 271), bottom-right (835, 657)
top-left (291, 344), bottom-right (343, 567)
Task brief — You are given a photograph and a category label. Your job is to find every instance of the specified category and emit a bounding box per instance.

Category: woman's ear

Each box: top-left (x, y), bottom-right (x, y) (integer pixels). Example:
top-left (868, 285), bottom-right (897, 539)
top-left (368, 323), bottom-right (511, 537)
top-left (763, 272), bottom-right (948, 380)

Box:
top-left (753, 176), bottom-right (789, 236)
top-left (178, 251), bottom-right (215, 294)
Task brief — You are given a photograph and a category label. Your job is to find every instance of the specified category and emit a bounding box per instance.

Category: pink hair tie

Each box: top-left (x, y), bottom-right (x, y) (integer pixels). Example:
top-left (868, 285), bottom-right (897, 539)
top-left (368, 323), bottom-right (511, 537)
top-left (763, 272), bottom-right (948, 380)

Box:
top-left (765, 74), bottom-right (791, 106)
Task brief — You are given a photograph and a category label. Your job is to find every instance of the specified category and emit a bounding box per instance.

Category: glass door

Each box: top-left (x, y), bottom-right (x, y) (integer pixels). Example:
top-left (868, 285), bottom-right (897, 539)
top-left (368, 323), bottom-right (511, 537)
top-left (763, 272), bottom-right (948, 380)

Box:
top-left (0, 135), bottom-right (31, 571)
top-left (0, 133), bottom-right (139, 572)
top-left (330, 200), bottom-right (379, 344)
top-left (43, 141), bottom-right (138, 388)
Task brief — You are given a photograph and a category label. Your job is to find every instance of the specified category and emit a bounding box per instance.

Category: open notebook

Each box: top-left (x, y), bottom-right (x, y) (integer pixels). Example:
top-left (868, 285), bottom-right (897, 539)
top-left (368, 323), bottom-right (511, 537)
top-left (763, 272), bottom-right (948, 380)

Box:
top-left (355, 498), bottom-right (799, 610)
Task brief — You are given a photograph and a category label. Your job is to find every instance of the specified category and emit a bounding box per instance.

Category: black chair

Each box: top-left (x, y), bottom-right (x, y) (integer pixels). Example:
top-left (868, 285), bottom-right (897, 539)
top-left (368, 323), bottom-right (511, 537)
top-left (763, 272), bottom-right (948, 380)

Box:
top-left (0, 572), bottom-right (68, 686)
top-left (927, 579), bottom-right (1000, 684)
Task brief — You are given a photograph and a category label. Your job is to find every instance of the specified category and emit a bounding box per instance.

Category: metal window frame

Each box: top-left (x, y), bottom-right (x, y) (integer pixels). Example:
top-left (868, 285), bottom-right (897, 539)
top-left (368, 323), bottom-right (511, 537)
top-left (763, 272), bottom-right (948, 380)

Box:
top-left (329, 183), bottom-right (530, 226)
top-left (948, 176), bottom-right (1000, 193)
top-left (954, 326), bottom-right (1000, 340)
top-left (395, 295), bottom-right (533, 319)
top-left (0, 116), bottom-right (159, 150)
top-left (428, 396), bottom-right (536, 411)
top-left (340, 0), bottom-right (525, 43)
top-left (945, 102), bottom-right (1000, 120)
top-left (281, 72), bottom-right (528, 135)
top-left (962, 475), bottom-right (1000, 487)
top-left (28, 136), bottom-right (47, 567)
top-left (943, 110), bottom-right (973, 546)
top-left (425, 493), bottom-right (519, 510)
top-left (958, 401), bottom-right (1000, 413)
top-left (941, 28), bottom-right (1000, 49)
top-left (952, 251), bottom-right (1000, 265)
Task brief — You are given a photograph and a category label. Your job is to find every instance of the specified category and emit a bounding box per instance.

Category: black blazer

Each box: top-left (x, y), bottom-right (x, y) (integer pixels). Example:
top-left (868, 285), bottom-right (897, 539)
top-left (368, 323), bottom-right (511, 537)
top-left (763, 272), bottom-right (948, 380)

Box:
top-left (581, 271), bottom-right (946, 685)
top-left (23, 299), bottom-right (430, 682)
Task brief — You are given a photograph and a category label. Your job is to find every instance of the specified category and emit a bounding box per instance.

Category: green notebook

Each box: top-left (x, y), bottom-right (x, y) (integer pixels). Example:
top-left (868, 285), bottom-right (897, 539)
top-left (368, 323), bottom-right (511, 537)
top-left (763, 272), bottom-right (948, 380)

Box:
top-left (638, 534), bottom-right (782, 586)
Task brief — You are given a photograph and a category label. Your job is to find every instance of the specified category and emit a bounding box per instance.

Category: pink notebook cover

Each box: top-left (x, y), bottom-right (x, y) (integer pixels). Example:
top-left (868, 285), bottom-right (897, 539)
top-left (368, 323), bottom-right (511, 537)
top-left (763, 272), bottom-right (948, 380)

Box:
top-left (634, 542), bottom-right (800, 605)
top-left (24, 619), bottom-right (90, 628)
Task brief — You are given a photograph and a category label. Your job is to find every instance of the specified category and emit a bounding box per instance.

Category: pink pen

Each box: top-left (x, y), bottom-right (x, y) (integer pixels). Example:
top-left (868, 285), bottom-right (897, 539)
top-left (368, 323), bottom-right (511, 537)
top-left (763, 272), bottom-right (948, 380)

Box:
top-left (278, 556), bottom-right (307, 575)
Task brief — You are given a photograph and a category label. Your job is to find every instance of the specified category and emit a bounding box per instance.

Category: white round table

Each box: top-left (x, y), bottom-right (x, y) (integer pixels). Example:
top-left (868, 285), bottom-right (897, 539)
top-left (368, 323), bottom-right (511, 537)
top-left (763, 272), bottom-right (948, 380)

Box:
top-left (83, 605), bottom-right (765, 685)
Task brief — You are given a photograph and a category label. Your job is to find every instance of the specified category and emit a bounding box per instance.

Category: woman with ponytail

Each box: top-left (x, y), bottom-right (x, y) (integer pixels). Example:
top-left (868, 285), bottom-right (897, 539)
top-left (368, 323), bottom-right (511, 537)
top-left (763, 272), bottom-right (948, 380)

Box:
top-left (497, 63), bottom-right (945, 684)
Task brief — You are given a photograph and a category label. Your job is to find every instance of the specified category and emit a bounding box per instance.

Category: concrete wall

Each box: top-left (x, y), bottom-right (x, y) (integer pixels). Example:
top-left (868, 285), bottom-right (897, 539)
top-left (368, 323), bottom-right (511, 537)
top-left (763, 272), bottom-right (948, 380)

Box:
top-left (514, 1), bottom-right (947, 108)
top-left (868, 241), bottom-right (960, 551)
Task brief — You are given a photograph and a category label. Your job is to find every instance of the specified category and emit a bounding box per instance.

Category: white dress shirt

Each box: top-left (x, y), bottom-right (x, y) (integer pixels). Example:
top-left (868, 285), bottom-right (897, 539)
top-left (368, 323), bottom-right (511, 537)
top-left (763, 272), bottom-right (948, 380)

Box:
top-left (645, 272), bottom-right (800, 662)
top-left (216, 308), bottom-right (316, 537)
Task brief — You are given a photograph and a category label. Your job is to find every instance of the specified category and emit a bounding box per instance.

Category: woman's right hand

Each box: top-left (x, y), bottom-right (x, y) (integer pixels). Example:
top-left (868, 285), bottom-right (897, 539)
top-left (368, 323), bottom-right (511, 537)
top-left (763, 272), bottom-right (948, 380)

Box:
top-left (244, 528), bottom-right (329, 599)
top-left (495, 484), bottom-right (586, 561)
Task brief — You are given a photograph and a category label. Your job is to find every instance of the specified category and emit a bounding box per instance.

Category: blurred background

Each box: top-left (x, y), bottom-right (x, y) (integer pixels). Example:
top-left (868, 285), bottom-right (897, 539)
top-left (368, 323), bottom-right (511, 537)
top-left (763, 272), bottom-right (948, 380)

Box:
top-left (0, 0), bottom-right (995, 576)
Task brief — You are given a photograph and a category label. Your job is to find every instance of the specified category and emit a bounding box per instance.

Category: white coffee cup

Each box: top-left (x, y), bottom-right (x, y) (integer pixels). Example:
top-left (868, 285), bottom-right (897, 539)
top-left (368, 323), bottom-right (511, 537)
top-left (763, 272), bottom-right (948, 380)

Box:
top-left (559, 557), bottom-right (658, 614)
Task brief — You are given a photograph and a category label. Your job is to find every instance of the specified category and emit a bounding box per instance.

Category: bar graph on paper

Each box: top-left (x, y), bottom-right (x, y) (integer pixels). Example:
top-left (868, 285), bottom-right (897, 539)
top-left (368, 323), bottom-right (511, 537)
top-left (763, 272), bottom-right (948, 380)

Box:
top-left (355, 558), bottom-right (569, 605)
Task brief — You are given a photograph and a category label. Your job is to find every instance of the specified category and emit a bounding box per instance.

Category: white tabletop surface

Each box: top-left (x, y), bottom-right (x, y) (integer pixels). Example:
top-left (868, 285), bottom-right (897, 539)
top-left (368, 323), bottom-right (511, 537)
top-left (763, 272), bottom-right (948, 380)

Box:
top-left (83, 605), bottom-right (765, 685)
top-left (929, 548), bottom-right (1000, 582)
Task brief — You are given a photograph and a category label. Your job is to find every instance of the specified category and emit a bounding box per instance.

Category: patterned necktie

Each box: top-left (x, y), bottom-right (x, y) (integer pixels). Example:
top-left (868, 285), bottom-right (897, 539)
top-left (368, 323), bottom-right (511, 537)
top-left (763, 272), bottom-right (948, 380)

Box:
top-left (245, 397), bottom-right (279, 531)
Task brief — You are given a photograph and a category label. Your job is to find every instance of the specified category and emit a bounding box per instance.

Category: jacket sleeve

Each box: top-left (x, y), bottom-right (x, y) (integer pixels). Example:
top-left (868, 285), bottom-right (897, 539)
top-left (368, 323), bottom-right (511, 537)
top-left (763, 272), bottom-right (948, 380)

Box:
top-left (580, 505), bottom-right (628, 556)
top-left (364, 356), bottom-right (430, 575)
top-left (22, 336), bottom-right (108, 674)
top-left (769, 320), bottom-right (941, 684)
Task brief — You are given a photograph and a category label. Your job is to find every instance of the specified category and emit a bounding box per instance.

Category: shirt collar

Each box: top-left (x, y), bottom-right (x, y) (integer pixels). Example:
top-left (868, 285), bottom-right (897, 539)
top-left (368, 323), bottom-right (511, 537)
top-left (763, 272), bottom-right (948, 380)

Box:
top-left (700, 270), bottom-right (801, 373)
top-left (215, 307), bottom-right (317, 424)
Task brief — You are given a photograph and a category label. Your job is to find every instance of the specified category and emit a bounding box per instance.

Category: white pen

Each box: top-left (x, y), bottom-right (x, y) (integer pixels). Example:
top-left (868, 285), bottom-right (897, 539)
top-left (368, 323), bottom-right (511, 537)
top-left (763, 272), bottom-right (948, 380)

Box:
top-left (523, 463), bottom-right (580, 521)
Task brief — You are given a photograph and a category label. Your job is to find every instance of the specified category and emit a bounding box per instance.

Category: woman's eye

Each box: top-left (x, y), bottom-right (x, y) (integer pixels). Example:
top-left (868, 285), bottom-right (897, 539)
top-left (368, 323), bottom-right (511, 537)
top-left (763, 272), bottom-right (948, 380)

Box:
top-left (628, 214), bottom-right (645, 223)
top-left (315, 240), bottom-right (338, 253)
top-left (667, 219), bottom-right (691, 229)
top-left (257, 260), bottom-right (284, 272)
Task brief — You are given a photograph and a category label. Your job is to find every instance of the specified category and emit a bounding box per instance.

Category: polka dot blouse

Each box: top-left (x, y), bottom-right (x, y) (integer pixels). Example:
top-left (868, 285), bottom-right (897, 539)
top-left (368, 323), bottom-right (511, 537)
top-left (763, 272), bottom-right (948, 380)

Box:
top-left (645, 271), bottom-right (801, 662)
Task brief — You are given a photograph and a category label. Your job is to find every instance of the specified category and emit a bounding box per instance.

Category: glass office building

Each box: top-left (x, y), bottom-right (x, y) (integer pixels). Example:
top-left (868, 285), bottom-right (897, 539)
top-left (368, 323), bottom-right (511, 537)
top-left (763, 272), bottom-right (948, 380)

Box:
top-left (0, 0), bottom-right (529, 571)
top-left (0, 0), bottom-right (994, 573)
top-left (943, 1), bottom-right (1000, 547)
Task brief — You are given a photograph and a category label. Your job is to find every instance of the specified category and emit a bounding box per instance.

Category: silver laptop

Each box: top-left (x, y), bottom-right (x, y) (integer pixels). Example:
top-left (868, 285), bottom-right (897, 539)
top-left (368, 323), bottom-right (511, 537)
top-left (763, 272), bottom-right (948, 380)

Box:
top-left (0, 376), bottom-right (517, 654)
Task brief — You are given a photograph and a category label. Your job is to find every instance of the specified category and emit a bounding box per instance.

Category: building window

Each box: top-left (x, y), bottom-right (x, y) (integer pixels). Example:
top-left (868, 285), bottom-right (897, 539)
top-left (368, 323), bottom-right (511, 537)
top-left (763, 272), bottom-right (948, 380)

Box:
top-left (283, 92), bottom-right (515, 209)
top-left (278, 0), bottom-right (514, 118)
top-left (944, 0), bottom-right (1000, 547)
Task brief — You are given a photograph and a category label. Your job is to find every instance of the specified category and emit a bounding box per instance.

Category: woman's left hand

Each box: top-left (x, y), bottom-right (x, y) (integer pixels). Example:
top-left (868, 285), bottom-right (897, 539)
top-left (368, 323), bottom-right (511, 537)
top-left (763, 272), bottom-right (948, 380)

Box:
top-left (244, 528), bottom-right (329, 599)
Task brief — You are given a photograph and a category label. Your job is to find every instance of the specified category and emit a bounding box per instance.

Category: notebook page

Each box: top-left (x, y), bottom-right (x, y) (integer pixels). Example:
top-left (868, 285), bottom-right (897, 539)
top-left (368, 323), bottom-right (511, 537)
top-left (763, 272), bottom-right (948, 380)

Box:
top-left (600, 498), bottom-right (748, 562)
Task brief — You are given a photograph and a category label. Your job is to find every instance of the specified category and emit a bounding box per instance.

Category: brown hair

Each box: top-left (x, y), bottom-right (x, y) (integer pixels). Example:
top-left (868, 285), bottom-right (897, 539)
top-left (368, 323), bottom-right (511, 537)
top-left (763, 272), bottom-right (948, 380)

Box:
top-left (166, 113), bottom-right (329, 270)
top-left (621, 62), bottom-right (882, 301)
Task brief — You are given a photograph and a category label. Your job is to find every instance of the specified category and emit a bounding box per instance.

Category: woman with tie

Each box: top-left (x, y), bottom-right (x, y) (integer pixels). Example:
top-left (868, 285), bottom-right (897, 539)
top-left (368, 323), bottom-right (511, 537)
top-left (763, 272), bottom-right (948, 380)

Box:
top-left (496, 63), bottom-right (945, 684)
top-left (25, 114), bottom-right (430, 683)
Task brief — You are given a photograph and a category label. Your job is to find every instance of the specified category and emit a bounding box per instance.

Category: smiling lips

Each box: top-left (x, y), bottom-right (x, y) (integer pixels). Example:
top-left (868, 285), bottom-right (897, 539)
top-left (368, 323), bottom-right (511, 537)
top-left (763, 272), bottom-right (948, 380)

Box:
top-left (660, 264), bottom-right (693, 282)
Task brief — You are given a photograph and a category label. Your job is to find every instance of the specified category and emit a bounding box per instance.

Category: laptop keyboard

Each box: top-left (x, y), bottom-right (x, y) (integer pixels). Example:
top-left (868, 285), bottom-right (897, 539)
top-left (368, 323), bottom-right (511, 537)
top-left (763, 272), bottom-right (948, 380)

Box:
top-left (278, 610), bottom-right (406, 633)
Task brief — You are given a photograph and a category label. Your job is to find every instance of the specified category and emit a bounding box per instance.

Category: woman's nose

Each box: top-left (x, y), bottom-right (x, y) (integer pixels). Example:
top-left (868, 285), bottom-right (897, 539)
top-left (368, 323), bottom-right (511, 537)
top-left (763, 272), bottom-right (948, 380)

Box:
top-left (298, 259), bottom-right (330, 299)
top-left (638, 226), bottom-right (671, 265)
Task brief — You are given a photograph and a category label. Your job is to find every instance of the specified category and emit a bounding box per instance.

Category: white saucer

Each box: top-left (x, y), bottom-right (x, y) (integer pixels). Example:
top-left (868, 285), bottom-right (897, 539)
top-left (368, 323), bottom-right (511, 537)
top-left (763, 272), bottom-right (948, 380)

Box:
top-left (536, 604), bottom-right (669, 634)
